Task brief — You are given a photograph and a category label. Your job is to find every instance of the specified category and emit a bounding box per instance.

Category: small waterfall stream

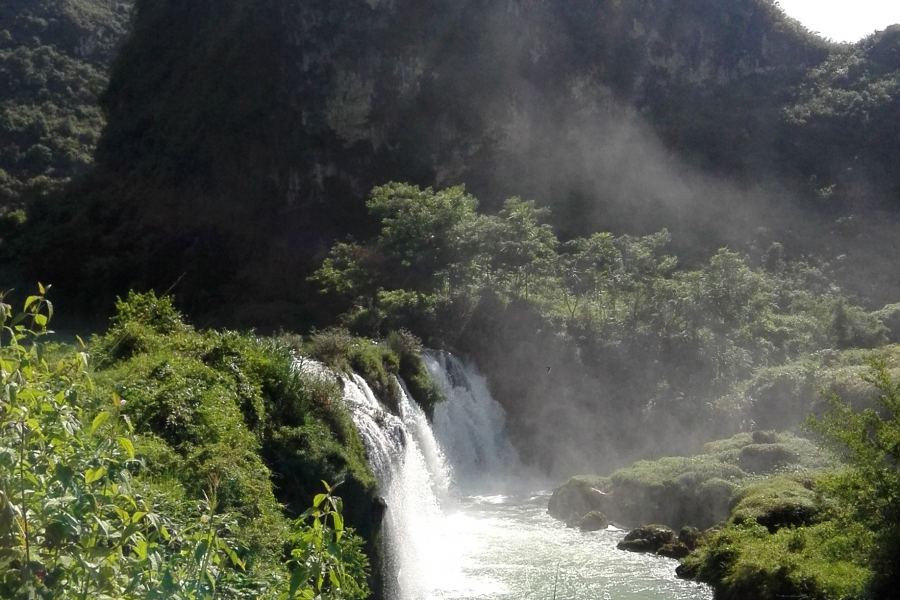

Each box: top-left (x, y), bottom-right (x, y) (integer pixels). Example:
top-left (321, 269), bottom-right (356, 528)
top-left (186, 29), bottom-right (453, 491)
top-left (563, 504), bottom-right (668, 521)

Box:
top-left (340, 353), bottom-right (712, 600)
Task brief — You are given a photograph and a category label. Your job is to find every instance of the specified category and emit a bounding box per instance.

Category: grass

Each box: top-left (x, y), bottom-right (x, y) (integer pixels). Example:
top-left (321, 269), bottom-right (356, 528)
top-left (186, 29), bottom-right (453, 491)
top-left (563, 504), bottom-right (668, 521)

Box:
top-left (681, 519), bottom-right (873, 600)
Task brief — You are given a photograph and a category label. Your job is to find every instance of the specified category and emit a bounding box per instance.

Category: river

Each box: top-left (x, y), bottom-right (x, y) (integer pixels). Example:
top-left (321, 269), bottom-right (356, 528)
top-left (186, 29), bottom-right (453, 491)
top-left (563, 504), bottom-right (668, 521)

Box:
top-left (424, 492), bottom-right (711, 600)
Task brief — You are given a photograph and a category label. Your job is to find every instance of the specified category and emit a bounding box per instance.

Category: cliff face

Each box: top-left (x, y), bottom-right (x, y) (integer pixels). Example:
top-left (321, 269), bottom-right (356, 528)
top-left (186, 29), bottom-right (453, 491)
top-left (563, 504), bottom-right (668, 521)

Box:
top-left (95, 0), bottom-right (831, 217)
top-left (20, 0), bottom-right (900, 322)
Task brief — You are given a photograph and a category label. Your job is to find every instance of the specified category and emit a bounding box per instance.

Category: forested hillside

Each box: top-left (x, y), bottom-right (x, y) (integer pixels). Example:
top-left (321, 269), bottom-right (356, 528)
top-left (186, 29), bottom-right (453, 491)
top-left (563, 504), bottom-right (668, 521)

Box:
top-left (0, 0), bottom-right (132, 207)
top-left (1, 0), bottom-right (897, 326)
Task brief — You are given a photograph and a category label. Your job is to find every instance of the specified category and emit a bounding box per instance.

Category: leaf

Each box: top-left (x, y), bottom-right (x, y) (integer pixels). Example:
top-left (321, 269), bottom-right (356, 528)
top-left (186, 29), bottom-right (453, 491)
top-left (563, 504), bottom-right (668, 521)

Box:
top-left (24, 296), bottom-right (40, 311)
top-left (119, 437), bottom-right (135, 460)
top-left (38, 282), bottom-right (45, 295)
top-left (34, 313), bottom-right (47, 328)
top-left (218, 540), bottom-right (245, 570)
top-left (313, 493), bottom-right (327, 508)
top-left (332, 511), bottom-right (343, 541)
top-left (194, 538), bottom-right (209, 563)
top-left (289, 567), bottom-right (308, 595)
top-left (133, 540), bottom-right (148, 561)
top-left (114, 506), bottom-right (131, 523)
top-left (90, 412), bottom-right (110, 435)
top-left (85, 466), bottom-right (106, 485)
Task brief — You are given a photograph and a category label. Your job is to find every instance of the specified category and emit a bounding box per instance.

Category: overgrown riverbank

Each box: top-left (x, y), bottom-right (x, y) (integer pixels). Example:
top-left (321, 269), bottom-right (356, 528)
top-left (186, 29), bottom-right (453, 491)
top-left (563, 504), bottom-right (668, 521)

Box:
top-left (2, 289), bottom-right (444, 598)
top-left (549, 354), bottom-right (900, 599)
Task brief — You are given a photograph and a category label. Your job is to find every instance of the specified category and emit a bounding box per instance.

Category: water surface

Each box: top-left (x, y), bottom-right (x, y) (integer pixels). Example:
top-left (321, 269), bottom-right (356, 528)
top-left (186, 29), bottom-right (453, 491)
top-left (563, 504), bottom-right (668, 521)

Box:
top-left (427, 492), bottom-right (712, 600)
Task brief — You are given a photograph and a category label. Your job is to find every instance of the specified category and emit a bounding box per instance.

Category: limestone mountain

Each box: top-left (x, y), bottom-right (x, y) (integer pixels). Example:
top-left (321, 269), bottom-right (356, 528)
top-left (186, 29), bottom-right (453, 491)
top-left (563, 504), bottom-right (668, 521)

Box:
top-left (10, 0), bottom-right (900, 323)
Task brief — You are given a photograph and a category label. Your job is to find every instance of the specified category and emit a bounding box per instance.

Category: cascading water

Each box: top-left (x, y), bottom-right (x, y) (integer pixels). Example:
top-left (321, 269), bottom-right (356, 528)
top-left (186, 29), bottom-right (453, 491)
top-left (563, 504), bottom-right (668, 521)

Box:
top-left (424, 352), bottom-right (524, 491)
top-left (342, 372), bottom-right (464, 599)
top-left (341, 353), bottom-right (712, 600)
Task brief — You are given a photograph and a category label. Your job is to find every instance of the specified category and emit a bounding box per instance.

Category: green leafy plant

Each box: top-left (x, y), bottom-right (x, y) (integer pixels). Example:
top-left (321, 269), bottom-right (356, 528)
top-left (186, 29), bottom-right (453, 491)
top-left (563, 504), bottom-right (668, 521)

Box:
top-left (282, 481), bottom-right (369, 600)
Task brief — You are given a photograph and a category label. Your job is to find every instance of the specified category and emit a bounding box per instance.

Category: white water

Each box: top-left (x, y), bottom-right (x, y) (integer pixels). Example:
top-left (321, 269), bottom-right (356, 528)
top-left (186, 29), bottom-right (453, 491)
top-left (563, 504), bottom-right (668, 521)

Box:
top-left (341, 353), bottom-right (712, 600)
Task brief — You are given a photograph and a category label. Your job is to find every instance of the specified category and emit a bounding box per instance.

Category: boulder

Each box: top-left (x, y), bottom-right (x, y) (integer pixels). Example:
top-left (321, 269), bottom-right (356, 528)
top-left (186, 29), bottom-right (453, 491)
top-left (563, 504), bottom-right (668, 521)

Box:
top-left (678, 526), bottom-right (702, 550)
top-left (657, 541), bottom-right (691, 559)
top-left (616, 524), bottom-right (676, 553)
top-left (577, 511), bottom-right (610, 532)
top-left (548, 476), bottom-right (613, 522)
top-left (730, 477), bottom-right (821, 533)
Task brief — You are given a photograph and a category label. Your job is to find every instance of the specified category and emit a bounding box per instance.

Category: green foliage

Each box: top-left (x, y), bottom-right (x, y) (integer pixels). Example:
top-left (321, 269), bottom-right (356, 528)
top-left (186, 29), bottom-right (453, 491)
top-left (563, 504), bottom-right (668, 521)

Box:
top-left (0, 1), bottom-right (132, 206)
top-left (281, 482), bottom-right (369, 600)
top-left (313, 182), bottom-right (889, 463)
top-left (0, 289), bottom-right (374, 598)
top-left (0, 288), bottom-right (247, 598)
top-left (681, 362), bottom-right (900, 600)
top-left (305, 326), bottom-right (445, 418)
top-left (730, 477), bottom-right (821, 532)
top-left (810, 358), bottom-right (900, 596)
top-left (680, 520), bottom-right (872, 600)
top-left (348, 342), bottom-right (399, 411)
top-left (386, 330), bottom-right (444, 419)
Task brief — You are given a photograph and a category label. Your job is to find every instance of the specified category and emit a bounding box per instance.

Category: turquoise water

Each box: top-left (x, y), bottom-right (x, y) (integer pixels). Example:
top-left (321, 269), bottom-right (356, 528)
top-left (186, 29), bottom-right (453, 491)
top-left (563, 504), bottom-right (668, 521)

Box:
top-left (426, 492), bottom-right (713, 600)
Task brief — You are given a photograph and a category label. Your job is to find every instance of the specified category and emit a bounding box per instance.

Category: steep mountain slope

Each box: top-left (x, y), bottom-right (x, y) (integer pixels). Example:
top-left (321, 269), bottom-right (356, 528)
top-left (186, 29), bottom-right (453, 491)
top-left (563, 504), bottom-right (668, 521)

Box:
top-left (11, 0), bottom-right (900, 323)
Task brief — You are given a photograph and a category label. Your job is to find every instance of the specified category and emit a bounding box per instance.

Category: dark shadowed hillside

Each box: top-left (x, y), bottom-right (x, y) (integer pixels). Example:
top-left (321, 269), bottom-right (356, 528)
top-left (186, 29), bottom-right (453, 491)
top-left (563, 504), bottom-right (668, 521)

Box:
top-left (6, 0), bottom-right (900, 323)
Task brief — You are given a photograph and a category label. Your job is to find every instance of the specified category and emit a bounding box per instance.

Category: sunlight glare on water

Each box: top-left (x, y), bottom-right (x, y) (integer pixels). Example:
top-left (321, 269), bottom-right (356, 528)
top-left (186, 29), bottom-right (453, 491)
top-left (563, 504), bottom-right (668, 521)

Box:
top-left (433, 493), bottom-right (712, 600)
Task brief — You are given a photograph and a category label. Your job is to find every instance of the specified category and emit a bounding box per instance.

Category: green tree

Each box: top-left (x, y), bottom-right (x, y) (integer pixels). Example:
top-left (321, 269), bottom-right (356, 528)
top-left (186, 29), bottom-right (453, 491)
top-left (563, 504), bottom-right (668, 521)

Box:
top-left (810, 358), bottom-right (900, 597)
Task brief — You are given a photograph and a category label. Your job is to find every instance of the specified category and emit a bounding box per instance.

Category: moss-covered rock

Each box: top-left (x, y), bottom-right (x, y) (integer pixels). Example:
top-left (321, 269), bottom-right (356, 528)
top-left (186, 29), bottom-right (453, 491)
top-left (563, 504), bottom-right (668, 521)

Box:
top-left (577, 511), bottom-right (610, 532)
top-left (548, 475), bottom-right (613, 521)
top-left (678, 520), bottom-right (873, 600)
top-left (730, 477), bottom-right (821, 532)
top-left (551, 431), bottom-right (837, 530)
top-left (617, 524), bottom-right (677, 553)
top-left (657, 541), bottom-right (691, 559)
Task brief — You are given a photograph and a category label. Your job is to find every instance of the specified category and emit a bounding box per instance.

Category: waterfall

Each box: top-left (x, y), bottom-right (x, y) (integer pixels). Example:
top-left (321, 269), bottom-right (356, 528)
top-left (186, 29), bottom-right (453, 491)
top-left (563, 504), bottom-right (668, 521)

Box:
top-left (424, 352), bottom-right (523, 491)
top-left (340, 352), bottom-right (521, 600)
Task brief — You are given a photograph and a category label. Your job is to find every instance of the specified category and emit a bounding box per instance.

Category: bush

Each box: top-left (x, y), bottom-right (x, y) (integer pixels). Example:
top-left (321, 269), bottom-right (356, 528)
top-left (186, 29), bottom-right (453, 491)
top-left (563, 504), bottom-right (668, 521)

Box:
top-left (810, 358), bottom-right (900, 597)
top-left (679, 520), bottom-right (871, 600)
top-left (386, 330), bottom-right (444, 418)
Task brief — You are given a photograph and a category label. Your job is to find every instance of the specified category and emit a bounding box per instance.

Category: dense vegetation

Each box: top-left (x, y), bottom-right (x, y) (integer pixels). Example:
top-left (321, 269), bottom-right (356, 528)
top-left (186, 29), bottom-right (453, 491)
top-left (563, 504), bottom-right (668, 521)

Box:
top-left (1, 1), bottom-right (899, 597)
top-left (673, 359), bottom-right (900, 599)
top-left (311, 183), bottom-right (896, 472)
top-left (547, 354), bottom-right (900, 599)
top-left (1, 289), bottom-right (381, 598)
top-left (0, 1), bottom-right (132, 208)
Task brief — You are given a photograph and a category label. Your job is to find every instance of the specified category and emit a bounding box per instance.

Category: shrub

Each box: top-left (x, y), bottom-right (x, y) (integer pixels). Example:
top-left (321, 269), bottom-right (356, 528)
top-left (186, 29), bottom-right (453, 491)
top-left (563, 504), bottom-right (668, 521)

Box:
top-left (386, 330), bottom-right (444, 418)
top-left (810, 358), bottom-right (900, 597)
